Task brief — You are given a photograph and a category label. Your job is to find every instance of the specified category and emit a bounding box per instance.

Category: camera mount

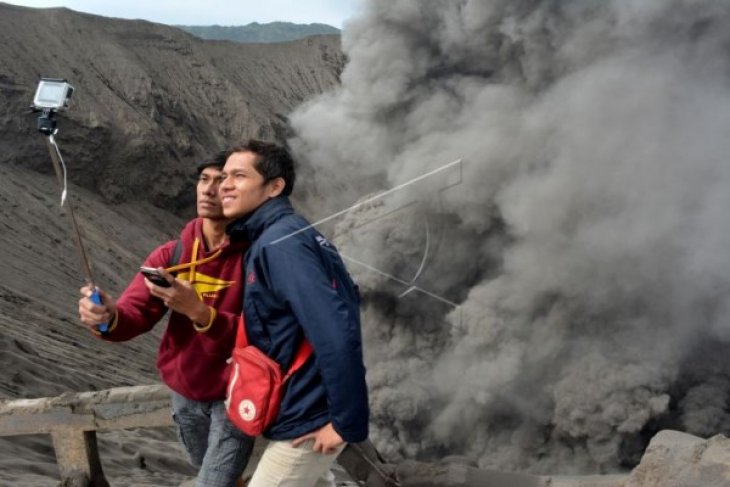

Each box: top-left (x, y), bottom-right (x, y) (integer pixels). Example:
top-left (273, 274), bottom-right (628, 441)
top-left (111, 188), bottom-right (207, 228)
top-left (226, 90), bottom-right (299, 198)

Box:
top-left (36, 108), bottom-right (58, 135)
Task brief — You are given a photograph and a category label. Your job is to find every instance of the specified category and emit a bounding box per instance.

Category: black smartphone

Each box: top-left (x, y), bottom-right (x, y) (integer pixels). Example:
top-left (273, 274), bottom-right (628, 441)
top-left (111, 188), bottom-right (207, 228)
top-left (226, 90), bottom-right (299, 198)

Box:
top-left (140, 266), bottom-right (172, 288)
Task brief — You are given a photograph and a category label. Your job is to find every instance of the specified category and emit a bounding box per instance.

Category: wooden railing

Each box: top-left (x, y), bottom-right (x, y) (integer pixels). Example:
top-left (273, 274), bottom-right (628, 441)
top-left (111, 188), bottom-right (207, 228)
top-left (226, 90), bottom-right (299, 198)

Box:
top-left (0, 384), bottom-right (175, 486)
top-left (0, 384), bottom-right (629, 487)
top-left (0, 384), bottom-right (397, 487)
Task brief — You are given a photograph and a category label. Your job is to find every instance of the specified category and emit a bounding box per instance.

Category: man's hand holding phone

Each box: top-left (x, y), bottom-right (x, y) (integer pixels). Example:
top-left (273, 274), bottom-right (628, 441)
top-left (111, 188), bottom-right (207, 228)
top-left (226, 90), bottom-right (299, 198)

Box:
top-left (140, 266), bottom-right (173, 287)
top-left (142, 267), bottom-right (211, 326)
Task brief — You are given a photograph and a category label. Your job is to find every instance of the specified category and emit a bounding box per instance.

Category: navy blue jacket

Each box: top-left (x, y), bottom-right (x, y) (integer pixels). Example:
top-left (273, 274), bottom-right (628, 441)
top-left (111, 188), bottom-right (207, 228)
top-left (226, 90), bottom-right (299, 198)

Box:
top-left (227, 196), bottom-right (369, 442)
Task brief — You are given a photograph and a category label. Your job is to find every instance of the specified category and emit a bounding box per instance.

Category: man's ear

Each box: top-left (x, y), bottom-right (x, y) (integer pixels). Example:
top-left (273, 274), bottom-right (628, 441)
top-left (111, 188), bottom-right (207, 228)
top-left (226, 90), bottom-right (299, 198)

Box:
top-left (267, 177), bottom-right (286, 198)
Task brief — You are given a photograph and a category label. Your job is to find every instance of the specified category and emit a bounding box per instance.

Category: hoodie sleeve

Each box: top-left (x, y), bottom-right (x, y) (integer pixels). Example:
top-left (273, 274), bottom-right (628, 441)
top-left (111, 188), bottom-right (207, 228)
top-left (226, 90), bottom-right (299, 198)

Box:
top-left (261, 237), bottom-right (369, 443)
top-left (100, 241), bottom-right (175, 342)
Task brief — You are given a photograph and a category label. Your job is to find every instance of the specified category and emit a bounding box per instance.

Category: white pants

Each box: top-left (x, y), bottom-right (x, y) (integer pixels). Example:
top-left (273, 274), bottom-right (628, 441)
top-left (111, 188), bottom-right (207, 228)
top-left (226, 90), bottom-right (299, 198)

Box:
top-left (247, 439), bottom-right (345, 487)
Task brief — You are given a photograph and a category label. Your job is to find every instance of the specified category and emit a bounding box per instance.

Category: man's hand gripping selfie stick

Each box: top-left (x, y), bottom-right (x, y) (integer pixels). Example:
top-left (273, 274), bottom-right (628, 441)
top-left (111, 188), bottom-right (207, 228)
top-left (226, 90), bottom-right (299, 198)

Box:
top-left (33, 79), bottom-right (108, 333)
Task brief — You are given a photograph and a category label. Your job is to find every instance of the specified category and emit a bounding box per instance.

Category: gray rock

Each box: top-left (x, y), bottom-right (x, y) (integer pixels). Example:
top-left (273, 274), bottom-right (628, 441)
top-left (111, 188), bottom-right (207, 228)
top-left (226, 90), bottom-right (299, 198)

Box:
top-left (624, 430), bottom-right (730, 487)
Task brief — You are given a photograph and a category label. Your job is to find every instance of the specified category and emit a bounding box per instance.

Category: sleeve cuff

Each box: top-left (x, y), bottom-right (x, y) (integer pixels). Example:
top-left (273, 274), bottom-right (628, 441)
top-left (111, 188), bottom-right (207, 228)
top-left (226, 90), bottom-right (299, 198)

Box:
top-left (91, 311), bottom-right (119, 336)
top-left (193, 306), bottom-right (217, 333)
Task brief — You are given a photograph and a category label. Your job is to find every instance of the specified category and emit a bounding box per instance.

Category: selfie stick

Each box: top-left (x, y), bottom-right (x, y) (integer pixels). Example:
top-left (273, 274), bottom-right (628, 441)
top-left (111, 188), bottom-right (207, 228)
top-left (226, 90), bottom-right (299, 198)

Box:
top-left (38, 109), bottom-right (108, 333)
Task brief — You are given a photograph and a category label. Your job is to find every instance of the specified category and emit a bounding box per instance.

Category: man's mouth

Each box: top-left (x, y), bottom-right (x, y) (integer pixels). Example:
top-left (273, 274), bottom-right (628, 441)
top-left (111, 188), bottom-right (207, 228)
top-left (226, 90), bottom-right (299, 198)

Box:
top-left (221, 195), bottom-right (235, 205)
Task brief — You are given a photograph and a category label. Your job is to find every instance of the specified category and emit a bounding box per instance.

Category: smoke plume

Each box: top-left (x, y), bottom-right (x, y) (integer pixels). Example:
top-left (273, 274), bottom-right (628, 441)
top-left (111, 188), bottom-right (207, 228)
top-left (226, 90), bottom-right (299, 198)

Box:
top-left (289, 0), bottom-right (730, 474)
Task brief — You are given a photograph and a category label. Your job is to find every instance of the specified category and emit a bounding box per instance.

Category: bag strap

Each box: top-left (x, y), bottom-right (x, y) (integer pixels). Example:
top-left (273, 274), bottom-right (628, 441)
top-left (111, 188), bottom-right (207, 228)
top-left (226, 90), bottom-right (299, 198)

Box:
top-left (170, 239), bottom-right (183, 267)
top-left (285, 340), bottom-right (314, 381)
top-left (235, 315), bottom-right (313, 380)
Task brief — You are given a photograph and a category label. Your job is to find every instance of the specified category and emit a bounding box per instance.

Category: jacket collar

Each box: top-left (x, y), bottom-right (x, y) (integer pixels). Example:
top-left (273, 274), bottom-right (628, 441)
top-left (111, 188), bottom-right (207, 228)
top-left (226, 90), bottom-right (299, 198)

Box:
top-left (227, 196), bottom-right (294, 242)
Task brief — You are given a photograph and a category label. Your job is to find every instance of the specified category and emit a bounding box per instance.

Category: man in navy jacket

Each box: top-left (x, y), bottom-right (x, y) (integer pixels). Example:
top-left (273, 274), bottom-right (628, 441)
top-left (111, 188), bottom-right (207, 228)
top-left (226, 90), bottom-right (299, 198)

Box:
top-left (221, 140), bottom-right (368, 485)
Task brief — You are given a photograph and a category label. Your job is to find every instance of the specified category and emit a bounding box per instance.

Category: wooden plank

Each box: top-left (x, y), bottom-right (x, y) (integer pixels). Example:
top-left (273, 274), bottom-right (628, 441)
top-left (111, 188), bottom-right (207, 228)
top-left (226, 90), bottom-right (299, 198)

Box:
top-left (0, 409), bottom-right (94, 436)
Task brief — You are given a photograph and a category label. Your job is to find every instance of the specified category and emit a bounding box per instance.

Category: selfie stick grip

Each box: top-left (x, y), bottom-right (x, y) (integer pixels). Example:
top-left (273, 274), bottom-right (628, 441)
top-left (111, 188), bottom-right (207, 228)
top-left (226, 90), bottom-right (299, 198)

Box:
top-left (91, 288), bottom-right (108, 333)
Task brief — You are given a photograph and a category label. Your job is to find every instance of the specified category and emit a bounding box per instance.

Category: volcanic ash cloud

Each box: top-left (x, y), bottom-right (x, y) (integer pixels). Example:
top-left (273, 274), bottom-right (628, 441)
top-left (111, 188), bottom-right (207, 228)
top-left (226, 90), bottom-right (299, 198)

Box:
top-left (289, 0), bottom-right (730, 474)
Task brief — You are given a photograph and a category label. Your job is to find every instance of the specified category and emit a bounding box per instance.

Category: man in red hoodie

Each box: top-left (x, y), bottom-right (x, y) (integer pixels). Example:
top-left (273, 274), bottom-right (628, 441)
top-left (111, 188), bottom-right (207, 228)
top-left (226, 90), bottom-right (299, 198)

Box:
top-left (78, 153), bottom-right (253, 487)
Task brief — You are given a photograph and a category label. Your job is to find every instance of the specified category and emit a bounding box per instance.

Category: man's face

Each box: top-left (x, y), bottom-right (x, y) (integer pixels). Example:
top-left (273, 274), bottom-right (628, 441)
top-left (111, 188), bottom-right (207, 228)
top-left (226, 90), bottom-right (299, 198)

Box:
top-left (196, 166), bottom-right (225, 220)
top-left (220, 151), bottom-right (282, 219)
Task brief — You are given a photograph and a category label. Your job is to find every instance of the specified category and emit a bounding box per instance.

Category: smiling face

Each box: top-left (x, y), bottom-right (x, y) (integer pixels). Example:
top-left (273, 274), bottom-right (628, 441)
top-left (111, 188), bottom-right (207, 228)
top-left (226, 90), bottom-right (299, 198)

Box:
top-left (220, 151), bottom-right (285, 219)
top-left (196, 166), bottom-right (225, 220)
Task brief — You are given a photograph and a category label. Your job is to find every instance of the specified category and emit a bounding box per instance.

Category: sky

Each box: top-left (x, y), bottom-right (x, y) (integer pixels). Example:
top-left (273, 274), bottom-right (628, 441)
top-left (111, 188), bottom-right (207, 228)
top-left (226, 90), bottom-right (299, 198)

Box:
top-left (2, 0), bottom-right (362, 27)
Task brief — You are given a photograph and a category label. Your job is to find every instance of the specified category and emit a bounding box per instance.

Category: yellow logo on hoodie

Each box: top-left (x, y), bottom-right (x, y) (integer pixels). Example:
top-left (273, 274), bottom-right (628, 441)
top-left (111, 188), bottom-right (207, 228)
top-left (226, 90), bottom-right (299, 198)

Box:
top-left (177, 271), bottom-right (234, 300)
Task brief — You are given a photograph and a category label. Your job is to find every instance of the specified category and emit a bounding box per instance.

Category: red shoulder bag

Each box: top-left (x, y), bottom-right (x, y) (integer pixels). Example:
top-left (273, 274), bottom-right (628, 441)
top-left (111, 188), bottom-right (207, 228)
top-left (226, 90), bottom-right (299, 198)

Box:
top-left (225, 315), bottom-right (313, 436)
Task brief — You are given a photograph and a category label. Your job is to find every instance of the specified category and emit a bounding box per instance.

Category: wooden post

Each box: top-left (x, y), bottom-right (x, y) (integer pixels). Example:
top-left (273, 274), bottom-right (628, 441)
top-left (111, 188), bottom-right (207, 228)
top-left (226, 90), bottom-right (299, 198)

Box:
top-left (51, 429), bottom-right (109, 487)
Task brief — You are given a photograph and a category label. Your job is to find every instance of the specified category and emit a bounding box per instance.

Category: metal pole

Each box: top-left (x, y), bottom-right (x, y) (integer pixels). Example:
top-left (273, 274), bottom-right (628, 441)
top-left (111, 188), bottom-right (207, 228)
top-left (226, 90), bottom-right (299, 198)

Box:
top-left (44, 135), bottom-right (97, 288)
top-left (43, 133), bottom-right (107, 332)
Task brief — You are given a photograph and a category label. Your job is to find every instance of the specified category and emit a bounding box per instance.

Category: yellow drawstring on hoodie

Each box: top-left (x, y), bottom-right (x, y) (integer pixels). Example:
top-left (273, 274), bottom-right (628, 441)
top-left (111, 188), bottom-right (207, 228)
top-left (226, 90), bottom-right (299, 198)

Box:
top-left (164, 237), bottom-right (223, 333)
top-left (165, 238), bottom-right (223, 275)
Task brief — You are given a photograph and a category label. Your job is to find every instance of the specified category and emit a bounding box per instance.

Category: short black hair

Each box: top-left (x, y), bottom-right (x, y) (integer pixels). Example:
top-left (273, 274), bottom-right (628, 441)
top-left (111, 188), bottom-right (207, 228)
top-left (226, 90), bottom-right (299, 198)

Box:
top-left (196, 150), bottom-right (228, 174)
top-left (225, 140), bottom-right (296, 196)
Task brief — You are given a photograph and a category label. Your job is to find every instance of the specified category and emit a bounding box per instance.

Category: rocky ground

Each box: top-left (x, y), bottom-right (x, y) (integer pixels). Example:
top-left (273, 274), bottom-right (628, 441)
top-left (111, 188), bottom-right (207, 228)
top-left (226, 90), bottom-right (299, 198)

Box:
top-left (0, 1), bottom-right (344, 215)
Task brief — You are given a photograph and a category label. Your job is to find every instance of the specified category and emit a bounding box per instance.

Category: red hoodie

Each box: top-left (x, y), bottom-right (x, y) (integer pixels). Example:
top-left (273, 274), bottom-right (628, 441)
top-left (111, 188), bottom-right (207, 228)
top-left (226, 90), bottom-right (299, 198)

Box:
top-left (101, 218), bottom-right (246, 401)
